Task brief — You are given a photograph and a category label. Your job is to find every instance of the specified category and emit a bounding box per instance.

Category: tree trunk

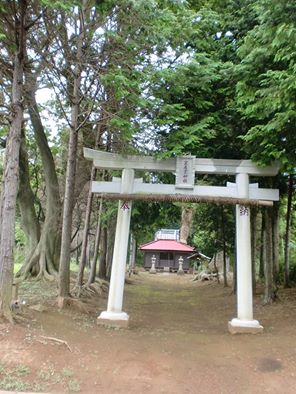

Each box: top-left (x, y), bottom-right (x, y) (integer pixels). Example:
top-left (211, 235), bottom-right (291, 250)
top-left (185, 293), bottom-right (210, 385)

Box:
top-left (76, 187), bottom-right (93, 287)
top-left (77, 167), bottom-right (97, 287)
top-left (58, 2), bottom-right (90, 300)
top-left (180, 206), bottom-right (193, 243)
top-left (58, 125), bottom-right (79, 298)
top-left (106, 225), bottom-right (115, 280)
top-left (284, 174), bottom-right (293, 288)
top-left (263, 209), bottom-right (276, 304)
top-left (250, 207), bottom-right (257, 295)
top-left (272, 202), bottom-right (280, 284)
top-left (233, 244), bottom-right (237, 295)
top-left (87, 197), bottom-right (103, 285)
top-left (17, 78), bottom-right (61, 280)
top-left (0, 0), bottom-right (27, 322)
top-left (221, 206), bottom-right (228, 287)
top-left (259, 209), bottom-right (265, 279)
top-left (128, 233), bottom-right (137, 275)
top-left (18, 129), bottom-right (40, 261)
top-left (98, 226), bottom-right (107, 280)
top-left (213, 252), bottom-right (220, 284)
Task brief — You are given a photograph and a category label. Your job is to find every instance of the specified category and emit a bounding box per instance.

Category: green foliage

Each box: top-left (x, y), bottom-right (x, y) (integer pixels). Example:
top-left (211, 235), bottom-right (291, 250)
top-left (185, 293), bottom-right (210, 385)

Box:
top-left (40, 0), bottom-right (80, 10)
top-left (143, 3), bottom-right (253, 160)
top-left (94, 0), bottom-right (198, 151)
top-left (132, 201), bottom-right (181, 246)
top-left (2, 0), bottom-right (295, 283)
top-left (192, 203), bottom-right (235, 257)
top-left (236, 0), bottom-right (296, 170)
top-left (15, 222), bottom-right (26, 247)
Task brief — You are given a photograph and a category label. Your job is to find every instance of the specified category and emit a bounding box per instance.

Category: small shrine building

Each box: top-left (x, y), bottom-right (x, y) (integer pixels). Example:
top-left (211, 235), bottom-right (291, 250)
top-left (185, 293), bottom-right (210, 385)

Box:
top-left (139, 229), bottom-right (195, 272)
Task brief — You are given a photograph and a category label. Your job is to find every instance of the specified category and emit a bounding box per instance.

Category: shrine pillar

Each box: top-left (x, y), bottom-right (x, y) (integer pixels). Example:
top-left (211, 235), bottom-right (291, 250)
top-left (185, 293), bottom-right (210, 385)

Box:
top-left (228, 173), bottom-right (263, 334)
top-left (98, 168), bottom-right (134, 327)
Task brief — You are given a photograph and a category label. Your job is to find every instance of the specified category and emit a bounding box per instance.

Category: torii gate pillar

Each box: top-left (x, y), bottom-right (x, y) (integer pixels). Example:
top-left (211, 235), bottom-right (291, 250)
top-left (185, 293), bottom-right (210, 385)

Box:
top-left (228, 173), bottom-right (263, 334)
top-left (97, 169), bottom-right (134, 327)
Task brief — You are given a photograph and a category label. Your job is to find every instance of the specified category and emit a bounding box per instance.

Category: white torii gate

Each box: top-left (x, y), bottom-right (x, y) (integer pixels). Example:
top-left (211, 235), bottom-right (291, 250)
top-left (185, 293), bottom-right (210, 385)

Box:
top-left (84, 148), bottom-right (279, 333)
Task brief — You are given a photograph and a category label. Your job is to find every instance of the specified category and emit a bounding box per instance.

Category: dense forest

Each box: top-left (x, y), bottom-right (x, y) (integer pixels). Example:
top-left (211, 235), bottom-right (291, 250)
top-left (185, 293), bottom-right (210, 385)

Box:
top-left (0, 0), bottom-right (296, 322)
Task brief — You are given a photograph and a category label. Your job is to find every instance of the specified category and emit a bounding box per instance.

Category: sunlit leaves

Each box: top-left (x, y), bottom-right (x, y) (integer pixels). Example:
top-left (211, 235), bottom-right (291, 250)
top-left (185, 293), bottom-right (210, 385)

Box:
top-left (236, 0), bottom-right (296, 170)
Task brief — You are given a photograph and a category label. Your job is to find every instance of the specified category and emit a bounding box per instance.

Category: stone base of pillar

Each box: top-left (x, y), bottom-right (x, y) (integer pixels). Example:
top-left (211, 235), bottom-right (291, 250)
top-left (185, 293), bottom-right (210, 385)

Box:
top-left (177, 269), bottom-right (184, 276)
top-left (149, 268), bottom-right (157, 274)
top-left (97, 311), bottom-right (129, 328)
top-left (228, 318), bottom-right (263, 334)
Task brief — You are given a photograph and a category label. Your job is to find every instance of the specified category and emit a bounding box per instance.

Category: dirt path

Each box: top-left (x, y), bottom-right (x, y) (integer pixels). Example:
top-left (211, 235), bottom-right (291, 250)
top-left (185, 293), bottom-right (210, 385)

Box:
top-left (1, 272), bottom-right (296, 393)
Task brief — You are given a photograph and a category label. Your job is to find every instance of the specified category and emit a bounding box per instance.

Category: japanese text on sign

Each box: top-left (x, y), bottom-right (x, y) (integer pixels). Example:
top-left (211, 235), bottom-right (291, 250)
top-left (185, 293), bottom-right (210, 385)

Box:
top-left (176, 156), bottom-right (195, 189)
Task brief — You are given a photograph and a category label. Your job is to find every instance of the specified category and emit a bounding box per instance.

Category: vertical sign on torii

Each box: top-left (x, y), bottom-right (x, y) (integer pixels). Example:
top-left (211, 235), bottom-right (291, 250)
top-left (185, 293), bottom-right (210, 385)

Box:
top-left (84, 148), bottom-right (279, 334)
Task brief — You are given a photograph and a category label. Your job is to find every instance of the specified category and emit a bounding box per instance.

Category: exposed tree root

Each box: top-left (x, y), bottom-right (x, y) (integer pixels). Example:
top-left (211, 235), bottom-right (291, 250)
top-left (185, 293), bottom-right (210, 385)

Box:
top-left (15, 239), bottom-right (58, 283)
top-left (71, 279), bottom-right (109, 299)
top-left (0, 307), bottom-right (14, 324)
top-left (57, 296), bottom-right (90, 314)
top-left (39, 335), bottom-right (72, 352)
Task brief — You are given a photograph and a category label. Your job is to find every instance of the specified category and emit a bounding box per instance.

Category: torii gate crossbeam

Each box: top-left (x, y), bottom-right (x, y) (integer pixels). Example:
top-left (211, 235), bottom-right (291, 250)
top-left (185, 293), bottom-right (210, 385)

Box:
top-left (84, 148), bottom-right (280, 334)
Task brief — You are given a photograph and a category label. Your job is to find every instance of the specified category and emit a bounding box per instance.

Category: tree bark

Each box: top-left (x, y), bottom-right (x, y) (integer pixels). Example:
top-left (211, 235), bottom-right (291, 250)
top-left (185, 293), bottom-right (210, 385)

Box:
top-left (250, 207), bottom-right (257, 295)
top-left (87, 197), bottom-right (103, 285)
top-left (0, 0), bottom-right (27, 322)
top-left (58, 126), bottom-right (79, 297)
top-left (76, 184), bottom-right (93, 287)
top-left (106, 225), bottom-right (115, 280)
top-left (77, 167), bottom-right (98, 287)
top-left (128, 233), bottom-right (137, 275)
top-left (180, 206), bottom-right (193, 243)
top-left (284, 174), bottom-right (293, 288)
top-left (18, 129), bottom-right (40, 261)
top-left (233, 244), bottom-right (237, 295)
top-left (58, 3), bottom-right (86, 299)
top-left (98, 226), bottom-right (107, 280)
top-left (221, 206), bottom-right (228, 287)
top-left (259, 209), bottom-right (265, 280)
top-left (17, 77), bottom-right (61, 280)
top-left (272, 202), bottom-right (280, 284)
top-left (263, 209), bottom-right (276, 304)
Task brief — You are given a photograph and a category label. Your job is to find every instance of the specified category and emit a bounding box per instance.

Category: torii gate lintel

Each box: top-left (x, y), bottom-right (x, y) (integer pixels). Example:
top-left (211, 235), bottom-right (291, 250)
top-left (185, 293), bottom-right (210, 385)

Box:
top-left (84, 148), bottom-right (279, 334)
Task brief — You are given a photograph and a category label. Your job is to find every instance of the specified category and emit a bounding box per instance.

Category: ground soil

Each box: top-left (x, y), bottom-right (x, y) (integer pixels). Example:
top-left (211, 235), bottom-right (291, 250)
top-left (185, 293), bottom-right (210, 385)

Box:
top-left (1, 272), bottom-right (296, 393)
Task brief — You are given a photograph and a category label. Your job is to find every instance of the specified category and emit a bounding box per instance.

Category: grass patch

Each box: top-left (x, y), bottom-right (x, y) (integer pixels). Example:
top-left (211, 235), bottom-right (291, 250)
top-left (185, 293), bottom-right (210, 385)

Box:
top-left (0, 375), bottom-right (31, 391)
top-left (0, 364), bottom-right (31, 391)
top-left (37, 365), bottom-right (80, 391)
top-left (62, 367), bottom-right (74, 377)
top-left (68, 378), bottom-right (81, 392)
top-left (15, 364), bottom-right (30, 376)
top-left (38, 365), bottom-right (62, 384)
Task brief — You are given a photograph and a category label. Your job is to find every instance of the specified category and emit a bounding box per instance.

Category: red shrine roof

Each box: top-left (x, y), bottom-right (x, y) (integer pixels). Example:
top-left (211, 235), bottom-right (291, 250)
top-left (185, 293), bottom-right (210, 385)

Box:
top-left (139, 239), bottom-right (194, 253)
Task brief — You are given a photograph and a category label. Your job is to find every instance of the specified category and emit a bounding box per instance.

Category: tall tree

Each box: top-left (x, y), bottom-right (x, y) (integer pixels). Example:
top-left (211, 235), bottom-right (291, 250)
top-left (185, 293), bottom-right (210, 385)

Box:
top-left (15, 1), bottom-right (63, 280)
top-left (20, 71), bottom-right (62, 279)
top-left (58, 0), bottom-right (91, 301)
top-left (237, 0), bottom-right (296, 168)
top-left (0, 0), bottom-right (29, 321)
